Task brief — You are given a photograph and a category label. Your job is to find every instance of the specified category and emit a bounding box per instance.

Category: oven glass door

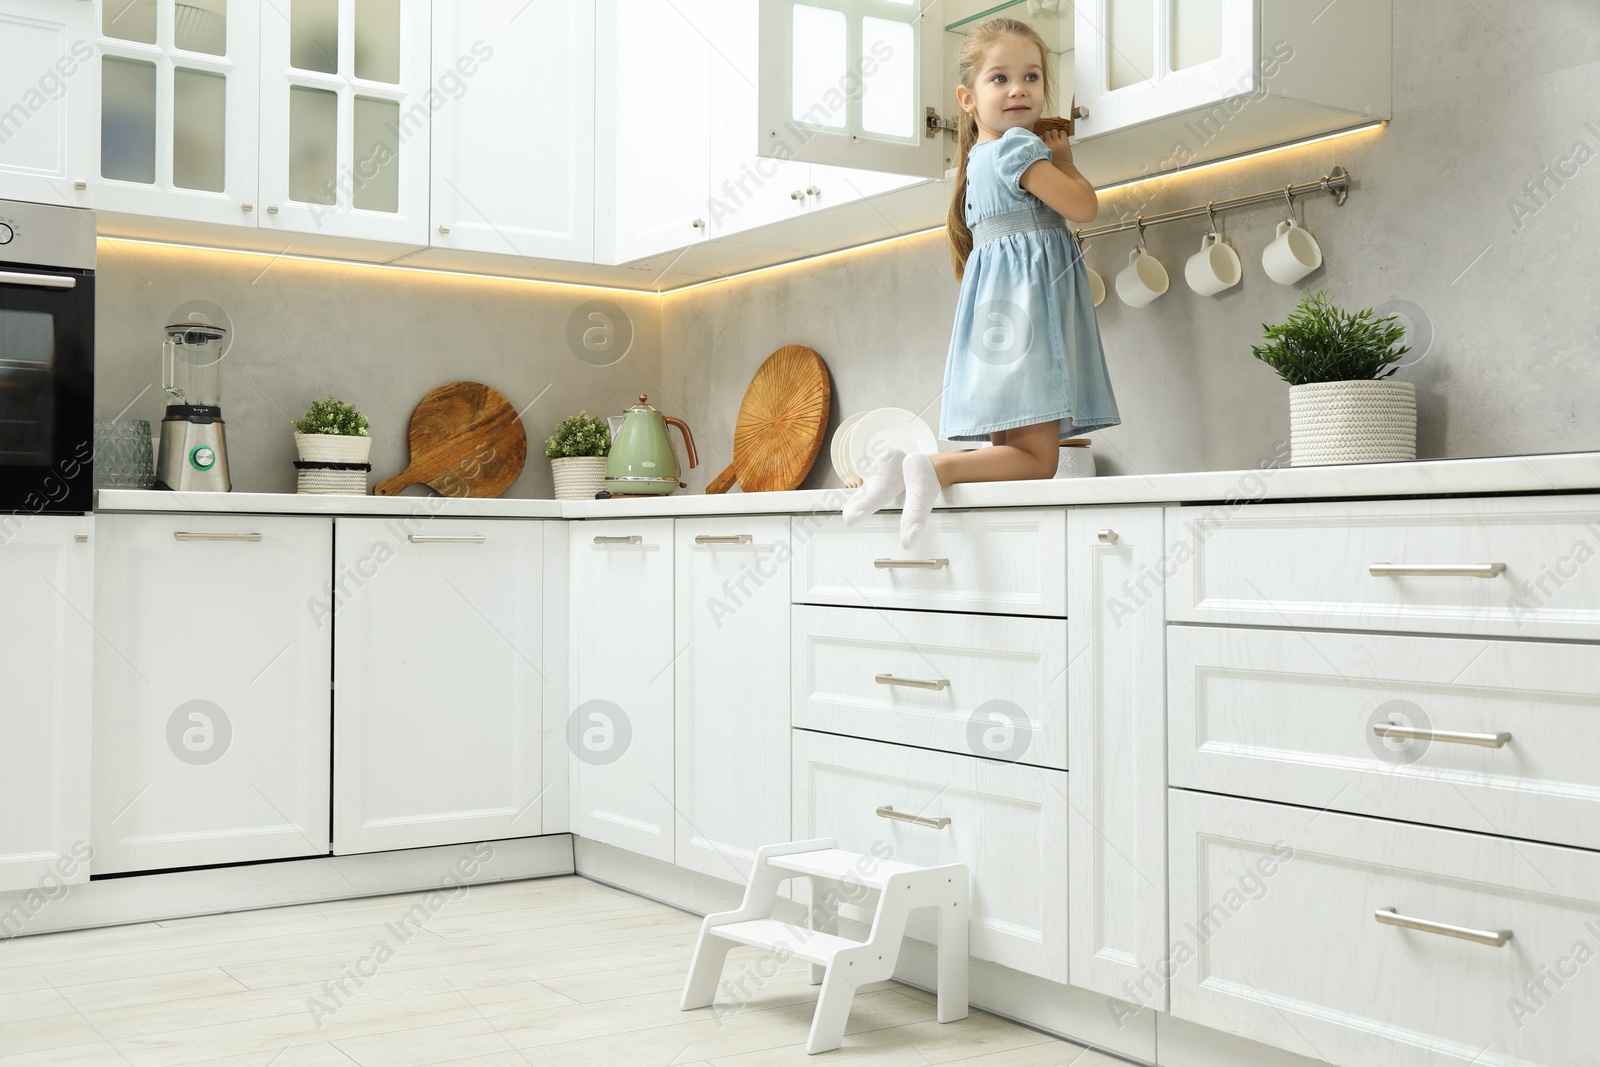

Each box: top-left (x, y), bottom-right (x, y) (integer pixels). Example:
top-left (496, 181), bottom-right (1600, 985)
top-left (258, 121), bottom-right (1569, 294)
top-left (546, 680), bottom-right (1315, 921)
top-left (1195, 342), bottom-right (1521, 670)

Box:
top-left (0, 266), bottom-right (94, 515)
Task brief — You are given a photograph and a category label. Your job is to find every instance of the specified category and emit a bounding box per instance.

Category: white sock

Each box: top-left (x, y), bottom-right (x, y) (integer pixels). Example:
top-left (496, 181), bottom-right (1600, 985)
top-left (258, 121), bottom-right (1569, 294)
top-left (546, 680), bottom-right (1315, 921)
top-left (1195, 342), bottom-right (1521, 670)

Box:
top-left (899, 452), bottom-right (941, 548)
top-left (842, 448), bottom-right (907, 525)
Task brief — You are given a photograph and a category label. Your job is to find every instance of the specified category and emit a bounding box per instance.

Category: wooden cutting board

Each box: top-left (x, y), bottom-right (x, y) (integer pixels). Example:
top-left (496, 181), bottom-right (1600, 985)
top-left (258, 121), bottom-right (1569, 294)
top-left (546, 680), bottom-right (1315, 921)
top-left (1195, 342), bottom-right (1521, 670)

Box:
top-left (706, 344), bottom-right (831, 494)
top-left (373, 381), bottom-right (527, 498)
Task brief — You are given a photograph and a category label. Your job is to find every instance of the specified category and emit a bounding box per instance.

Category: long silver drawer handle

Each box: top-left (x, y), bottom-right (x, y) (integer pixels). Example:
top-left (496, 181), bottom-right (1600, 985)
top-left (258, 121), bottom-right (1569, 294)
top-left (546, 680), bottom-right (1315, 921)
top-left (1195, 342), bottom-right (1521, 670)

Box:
top-left (876, 805), bottom-right (952, 830)
top-left (174, 532), bottom-right (262, 542)
top-left (407, 534), bottom-right (485, 544)
top-left (875, 673), bottom-right (950, 692)
top-left (1374, 907), bottom-right (1512, 947)
top-left (874, 558), bottom-right (948, 569)
top-left (594, 535), bottom-right (643, 545)
top-left (0, 269), bottom-right (77, 289)
top-left (1373, 723), bottom-right (1512, 749)
top-left (1369, 563), bottom-right (1506, 578)
top-left (695, 534), bottom-right (752, 544)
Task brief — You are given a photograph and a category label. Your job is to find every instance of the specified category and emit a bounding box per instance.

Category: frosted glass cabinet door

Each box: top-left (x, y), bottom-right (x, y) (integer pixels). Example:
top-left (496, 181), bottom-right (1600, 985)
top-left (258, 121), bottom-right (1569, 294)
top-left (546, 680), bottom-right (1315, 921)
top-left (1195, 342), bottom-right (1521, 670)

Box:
top-left (0, 518), bottom-right (93, 896)
top-left (258, 0), bottom-right (430, 244)
top-left (1072, 0), bottom-right (1256, 139)
top-left (90, 0), bottom-right (260, 224)
top-left (0, 0), bottom-right (98, 207)
top-left (430, 1), bottom-right (595, 262)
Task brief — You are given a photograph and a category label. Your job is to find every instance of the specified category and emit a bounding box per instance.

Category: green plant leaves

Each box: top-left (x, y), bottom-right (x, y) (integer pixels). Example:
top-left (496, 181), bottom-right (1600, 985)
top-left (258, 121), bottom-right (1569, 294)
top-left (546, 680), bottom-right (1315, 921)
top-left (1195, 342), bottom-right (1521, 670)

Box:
top-left (293, 396), bottom-right (369, 436)
top-left (1251, 289), bottom-right (1410, 386)
top-left (544, 411), bottom-right (610, 459)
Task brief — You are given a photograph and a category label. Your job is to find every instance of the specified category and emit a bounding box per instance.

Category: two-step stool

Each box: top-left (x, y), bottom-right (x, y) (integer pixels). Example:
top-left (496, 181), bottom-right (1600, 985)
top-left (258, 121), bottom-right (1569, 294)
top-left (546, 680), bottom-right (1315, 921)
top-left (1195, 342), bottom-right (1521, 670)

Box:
top-left (680, 838), bottom-right (969, 1054)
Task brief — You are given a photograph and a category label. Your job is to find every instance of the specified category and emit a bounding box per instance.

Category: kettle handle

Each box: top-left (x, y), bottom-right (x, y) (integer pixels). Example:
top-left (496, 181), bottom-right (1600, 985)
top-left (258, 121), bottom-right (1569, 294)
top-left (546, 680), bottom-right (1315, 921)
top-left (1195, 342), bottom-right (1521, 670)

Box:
top-left (663, 415), bottom-right (699, 470)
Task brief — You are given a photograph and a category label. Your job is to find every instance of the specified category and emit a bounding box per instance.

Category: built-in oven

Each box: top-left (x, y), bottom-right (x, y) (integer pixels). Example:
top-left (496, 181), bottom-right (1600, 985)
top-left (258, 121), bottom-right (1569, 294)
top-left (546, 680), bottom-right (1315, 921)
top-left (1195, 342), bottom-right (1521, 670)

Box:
top-left (0, 199), bottom-right (95, 516)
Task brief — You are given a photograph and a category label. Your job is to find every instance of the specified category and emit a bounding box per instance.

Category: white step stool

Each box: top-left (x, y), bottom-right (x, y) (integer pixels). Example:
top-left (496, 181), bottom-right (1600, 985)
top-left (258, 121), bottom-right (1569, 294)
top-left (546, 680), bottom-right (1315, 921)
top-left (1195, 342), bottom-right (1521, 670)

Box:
top-left (680, 838), bottom-right (969, 1055)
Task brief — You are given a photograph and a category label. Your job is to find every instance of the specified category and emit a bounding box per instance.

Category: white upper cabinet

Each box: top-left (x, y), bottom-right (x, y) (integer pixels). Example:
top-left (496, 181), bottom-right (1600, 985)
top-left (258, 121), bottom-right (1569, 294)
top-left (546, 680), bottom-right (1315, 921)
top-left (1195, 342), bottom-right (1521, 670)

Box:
top-left (258, 0), bottom-right (431, 244)
top-left (430, 0), bottom-right (594, 262)
top-left (91, 0), bottom-right (260, 224)
top-left (0, 0), bottom-right (99, 207)
top-left (758, 0), bottom-right (946, 179)
top-left (1072, 0), bottom-right (1254, 139)
top-left (596, 0), bottom-right (712, 264)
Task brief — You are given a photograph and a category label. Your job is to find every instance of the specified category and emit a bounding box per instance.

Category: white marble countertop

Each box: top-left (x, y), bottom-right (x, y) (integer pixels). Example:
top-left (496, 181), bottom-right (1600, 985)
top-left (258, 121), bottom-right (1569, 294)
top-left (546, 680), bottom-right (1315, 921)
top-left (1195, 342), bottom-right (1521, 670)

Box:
top-left (95, 451), bottom-right (1600, 519)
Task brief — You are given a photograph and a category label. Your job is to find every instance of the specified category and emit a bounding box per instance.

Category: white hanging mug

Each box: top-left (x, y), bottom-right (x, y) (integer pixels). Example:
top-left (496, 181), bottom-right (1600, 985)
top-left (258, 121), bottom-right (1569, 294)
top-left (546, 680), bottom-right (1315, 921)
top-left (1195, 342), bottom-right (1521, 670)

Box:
top-left (1116, 247), bottom-right (1168, 308)
top-left (1261, 218), bottom-right (1322, 285)
top-left (1184, 231), bottom-right (1242, 296)
top-left (1086, 266), bottom-right (1106, 307)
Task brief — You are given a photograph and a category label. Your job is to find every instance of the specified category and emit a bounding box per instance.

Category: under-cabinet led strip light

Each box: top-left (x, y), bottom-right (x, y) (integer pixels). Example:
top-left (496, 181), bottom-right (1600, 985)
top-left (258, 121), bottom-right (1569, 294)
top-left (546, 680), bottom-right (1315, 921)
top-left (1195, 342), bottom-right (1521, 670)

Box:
top-left (99, 119), bottom-right (1386, 297)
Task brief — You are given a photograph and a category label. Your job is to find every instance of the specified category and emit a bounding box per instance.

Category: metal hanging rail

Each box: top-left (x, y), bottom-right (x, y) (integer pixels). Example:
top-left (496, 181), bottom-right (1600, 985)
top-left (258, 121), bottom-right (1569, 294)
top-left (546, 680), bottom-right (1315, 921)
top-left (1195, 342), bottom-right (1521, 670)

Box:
top-left (1074, 166), bottom-right (1351, 243)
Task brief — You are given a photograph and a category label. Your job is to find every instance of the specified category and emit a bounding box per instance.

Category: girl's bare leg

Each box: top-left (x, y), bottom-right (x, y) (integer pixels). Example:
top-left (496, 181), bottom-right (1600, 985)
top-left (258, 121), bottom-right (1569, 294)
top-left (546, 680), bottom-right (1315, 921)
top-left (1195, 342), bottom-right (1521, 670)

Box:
top-left (928, 421), bottom-right (1060, 487)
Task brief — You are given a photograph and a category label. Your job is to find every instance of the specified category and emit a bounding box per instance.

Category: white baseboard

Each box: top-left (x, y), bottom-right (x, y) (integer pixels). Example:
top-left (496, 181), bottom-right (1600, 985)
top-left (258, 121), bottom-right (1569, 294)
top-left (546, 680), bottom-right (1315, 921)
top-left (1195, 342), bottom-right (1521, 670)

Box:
top-left (0, 835), bottom-right (575, 939)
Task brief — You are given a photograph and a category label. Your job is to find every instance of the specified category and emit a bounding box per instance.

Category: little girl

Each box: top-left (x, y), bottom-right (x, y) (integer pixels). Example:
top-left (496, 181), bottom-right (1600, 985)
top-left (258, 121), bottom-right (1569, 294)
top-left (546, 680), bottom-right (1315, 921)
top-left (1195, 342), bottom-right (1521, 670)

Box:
top-left (844, 17), bottom-right (1120, 545)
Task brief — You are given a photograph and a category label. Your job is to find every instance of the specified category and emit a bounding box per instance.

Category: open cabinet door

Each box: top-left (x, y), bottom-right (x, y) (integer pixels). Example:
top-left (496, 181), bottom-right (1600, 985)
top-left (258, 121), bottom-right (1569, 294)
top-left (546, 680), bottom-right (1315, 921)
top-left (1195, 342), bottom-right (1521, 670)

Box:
top-left (757, 0), bottom-right (945, 178)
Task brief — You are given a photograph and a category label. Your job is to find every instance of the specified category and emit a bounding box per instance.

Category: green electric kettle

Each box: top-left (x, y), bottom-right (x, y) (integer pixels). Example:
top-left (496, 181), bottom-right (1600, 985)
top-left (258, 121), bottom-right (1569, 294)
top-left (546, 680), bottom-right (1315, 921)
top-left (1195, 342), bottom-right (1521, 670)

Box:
top-left (604, 394), bottom-right (699, 495)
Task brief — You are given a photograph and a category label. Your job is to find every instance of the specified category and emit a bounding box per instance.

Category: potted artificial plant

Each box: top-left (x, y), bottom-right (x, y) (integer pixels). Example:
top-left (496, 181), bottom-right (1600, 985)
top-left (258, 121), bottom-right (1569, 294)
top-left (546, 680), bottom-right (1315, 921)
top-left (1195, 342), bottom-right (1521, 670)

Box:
top-left (293, 396), bottom-right (371, 494)
top-left (544, 411), bottom-right (610, 500)
top-left (1252, 290), bottom-right (1416, 466)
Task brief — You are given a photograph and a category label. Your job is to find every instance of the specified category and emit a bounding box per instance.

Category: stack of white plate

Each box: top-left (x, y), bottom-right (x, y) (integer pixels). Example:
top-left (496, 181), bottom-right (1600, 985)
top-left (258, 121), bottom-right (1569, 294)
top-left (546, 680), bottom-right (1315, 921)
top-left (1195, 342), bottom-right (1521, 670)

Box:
top-left (830, 407), bottom-right (939, 487)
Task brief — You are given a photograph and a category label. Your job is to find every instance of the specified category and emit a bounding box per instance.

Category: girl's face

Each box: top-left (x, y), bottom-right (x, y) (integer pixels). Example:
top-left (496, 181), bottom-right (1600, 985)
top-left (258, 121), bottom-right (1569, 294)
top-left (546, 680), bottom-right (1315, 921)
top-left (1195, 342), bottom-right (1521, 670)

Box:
top-left (957, 36), bottom-right (1046, 142)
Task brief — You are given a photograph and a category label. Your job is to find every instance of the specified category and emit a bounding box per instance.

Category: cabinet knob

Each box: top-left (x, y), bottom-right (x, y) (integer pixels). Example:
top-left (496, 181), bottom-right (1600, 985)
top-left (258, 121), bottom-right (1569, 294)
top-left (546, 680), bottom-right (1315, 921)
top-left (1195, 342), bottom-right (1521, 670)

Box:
top-left (1072, 105), bottom-right (1090, 120)
top-left (438, 224), bottom-right (450, 234)
top-left (73, 180), bottom-right (87, 190)
top-left (267, 204), bottom-right (280, 215)
top-left (791, 189), bottom-right (805, 200)
top-left (1097, 529), bottom-right (1119, 543)
top-left (692, 218), bottom-right (705, 229)
top-left (806, 185), bottom-right (820, 197)
top-left (241, 202), bottom-right (253, 212)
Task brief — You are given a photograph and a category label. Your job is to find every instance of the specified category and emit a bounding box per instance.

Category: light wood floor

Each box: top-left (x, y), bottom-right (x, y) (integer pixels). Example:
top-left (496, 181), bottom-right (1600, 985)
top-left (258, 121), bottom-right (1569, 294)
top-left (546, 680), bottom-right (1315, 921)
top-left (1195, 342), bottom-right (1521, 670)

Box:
top-left (0, 875), bottom-right (1126, 1066)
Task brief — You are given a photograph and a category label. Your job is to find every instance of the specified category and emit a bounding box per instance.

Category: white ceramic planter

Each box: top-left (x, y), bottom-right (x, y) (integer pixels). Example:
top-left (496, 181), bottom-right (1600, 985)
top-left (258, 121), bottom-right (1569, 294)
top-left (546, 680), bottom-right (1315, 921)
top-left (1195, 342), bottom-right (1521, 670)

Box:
top-left (1289, 380), bottom-right (1416, 466)
top-left (551, 455), bottom-right (607, 500)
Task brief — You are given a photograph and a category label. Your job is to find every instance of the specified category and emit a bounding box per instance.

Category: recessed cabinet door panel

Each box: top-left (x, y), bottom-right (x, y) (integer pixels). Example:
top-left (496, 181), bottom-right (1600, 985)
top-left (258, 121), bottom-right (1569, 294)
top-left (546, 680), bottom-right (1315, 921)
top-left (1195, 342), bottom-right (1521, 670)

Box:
top-left (0, 518), bottom-right (93, 896)
top-left (569, 518), bottom-right (675, 861)
top-left (430, 1), bottom-right (595, 261)
top-left (332, 518), bottom-right (544, 854)
top-left (0, 0), bottom-right (98, 207)
top-left (674, 516), bottom-right (791, 882)
top-left (90, 514), bottom-right (332, 876)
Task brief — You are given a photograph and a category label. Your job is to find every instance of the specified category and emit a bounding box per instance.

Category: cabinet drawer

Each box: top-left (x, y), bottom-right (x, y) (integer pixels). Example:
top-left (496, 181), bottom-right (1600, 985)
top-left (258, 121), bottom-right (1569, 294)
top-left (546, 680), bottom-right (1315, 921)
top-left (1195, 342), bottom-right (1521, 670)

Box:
top-left (1170, 625), bottom-right (1600, 852)
top-left (1165, 495), bottom-right (1600, 640)
top-left (1170, 791), bottom-right (1600, 1067)
top-left (792, 508), bottom-right (1066, 616)
top-left (792, 730), bottom-right (1068, 983)
top-left (792, 605), bottom-right (1067, 769)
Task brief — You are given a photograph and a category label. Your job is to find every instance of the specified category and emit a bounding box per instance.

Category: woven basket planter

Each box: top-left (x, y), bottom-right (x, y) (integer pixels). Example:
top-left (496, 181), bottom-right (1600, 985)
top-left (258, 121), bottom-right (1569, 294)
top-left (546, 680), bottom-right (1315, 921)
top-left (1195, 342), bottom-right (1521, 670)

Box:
top-left (295, 433), bottom-right (372, 494)
top-left (551, 455), bottom-right (607, 500)
top-left (1289, 380), bottom-right (1416, 467)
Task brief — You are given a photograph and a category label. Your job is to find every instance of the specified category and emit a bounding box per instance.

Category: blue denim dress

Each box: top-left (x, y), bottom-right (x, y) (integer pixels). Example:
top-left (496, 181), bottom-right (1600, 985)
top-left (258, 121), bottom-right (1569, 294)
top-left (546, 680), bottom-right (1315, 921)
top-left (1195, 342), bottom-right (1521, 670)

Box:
top-left (940, 125), bottom-right (1121, 441)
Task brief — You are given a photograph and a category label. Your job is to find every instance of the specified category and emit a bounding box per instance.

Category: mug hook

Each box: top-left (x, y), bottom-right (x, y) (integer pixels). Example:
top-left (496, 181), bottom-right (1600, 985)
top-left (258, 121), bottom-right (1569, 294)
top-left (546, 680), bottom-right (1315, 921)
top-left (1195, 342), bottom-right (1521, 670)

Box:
top-left (1204, 201), bottom-right (1219, 239)
top-left (1134, 216), bottom-right (1148, 253)
top-left (1282, 185), bottom-right (1296, 224)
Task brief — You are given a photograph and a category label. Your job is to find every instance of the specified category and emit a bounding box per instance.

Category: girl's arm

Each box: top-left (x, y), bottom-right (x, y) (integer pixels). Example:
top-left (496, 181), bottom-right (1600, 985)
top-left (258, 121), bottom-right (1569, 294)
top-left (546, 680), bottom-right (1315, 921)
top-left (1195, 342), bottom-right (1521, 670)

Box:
top-left (1020, 128), bottom-right (1098, 223)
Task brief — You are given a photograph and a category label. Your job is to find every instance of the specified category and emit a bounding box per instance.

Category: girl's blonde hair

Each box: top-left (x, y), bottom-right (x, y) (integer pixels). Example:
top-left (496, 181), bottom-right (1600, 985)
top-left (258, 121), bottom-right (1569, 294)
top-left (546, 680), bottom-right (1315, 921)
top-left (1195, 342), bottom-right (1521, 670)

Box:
top-left (947, 18), bottom-right (1054, 280)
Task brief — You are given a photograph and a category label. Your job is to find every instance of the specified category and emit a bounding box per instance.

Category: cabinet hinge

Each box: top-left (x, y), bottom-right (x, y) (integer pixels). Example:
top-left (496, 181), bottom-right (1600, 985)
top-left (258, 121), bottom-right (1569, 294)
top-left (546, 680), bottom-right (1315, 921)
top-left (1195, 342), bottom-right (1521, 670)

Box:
top-left (925, 107), bottom-right (958, 139)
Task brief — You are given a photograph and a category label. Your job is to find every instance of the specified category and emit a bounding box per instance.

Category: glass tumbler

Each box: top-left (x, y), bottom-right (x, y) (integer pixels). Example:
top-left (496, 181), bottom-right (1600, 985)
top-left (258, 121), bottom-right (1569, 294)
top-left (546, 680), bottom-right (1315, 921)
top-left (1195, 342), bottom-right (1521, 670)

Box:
top-left (93, 418), bottom-right (156, 489)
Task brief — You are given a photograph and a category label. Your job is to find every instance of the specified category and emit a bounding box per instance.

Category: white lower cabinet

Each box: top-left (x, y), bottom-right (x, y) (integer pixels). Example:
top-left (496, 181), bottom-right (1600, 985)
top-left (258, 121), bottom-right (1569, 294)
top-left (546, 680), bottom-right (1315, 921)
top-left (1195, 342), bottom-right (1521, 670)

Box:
top-left (569, 518), bottom-right (675, 861)
top-left (1067, 506), bottom-right (1169, 1008)
top-left (331, 518), bottom-right (544, 854)
top-left (90, 514), bottom-right (332, 875)
top-left (0, 517), bottom-right (93, 896)
top-left (792, 730), bottom-right (1069, 983)
top-left (673, 516), bottom-right (791, 882)
top-left (1170, 789), bottom-right (1600, 1067)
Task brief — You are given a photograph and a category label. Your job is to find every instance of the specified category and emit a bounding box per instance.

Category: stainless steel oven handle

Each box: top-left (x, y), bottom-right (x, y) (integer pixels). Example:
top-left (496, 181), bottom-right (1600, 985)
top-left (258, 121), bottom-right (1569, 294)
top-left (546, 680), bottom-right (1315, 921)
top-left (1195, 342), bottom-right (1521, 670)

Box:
top-left (0, 270), bottom-right (78, 290)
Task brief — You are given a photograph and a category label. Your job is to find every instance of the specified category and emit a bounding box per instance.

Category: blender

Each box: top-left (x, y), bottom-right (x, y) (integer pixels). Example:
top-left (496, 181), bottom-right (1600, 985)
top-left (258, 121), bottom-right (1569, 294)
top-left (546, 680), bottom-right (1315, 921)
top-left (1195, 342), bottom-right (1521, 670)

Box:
top-left (155, 320), bottom-right (231, 492)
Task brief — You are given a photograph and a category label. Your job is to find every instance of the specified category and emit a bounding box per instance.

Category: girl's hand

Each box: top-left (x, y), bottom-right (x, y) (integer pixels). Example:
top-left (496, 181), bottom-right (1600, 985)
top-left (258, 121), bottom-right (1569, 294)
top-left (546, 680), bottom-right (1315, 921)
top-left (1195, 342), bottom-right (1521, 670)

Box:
top-left (1039, 127), bottom-right (1074, 167)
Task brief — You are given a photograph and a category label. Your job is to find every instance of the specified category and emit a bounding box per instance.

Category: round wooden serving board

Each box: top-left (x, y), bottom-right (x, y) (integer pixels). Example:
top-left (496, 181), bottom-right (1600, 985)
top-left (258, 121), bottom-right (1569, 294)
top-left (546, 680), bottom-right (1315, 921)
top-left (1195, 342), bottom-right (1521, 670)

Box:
top-left (373, 381), bottom-right (528, 498)
top-left (705, 344), bottom-right (831, 494)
